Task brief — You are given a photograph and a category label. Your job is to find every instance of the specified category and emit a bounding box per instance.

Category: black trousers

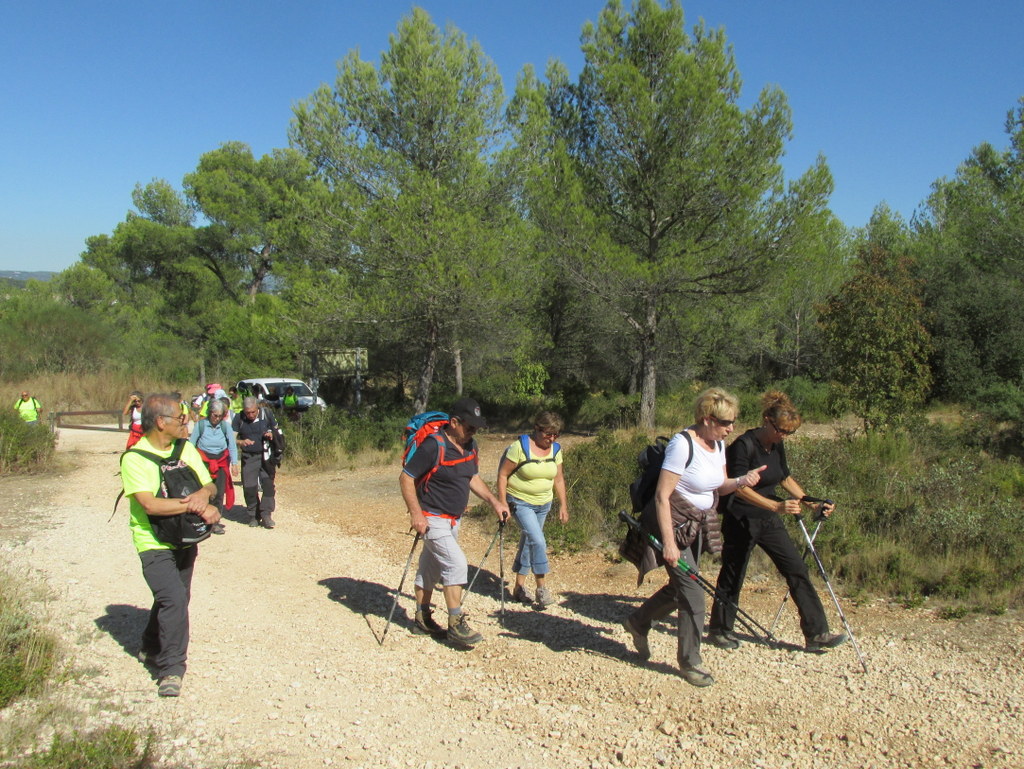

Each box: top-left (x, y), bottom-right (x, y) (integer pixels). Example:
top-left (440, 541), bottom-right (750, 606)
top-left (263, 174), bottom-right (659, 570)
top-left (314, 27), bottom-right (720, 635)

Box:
top-left (709, 512), bottom-right (829, 639)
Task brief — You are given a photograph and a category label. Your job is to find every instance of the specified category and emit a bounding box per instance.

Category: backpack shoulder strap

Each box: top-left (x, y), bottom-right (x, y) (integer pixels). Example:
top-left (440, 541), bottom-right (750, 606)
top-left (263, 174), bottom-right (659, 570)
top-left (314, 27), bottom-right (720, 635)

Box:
top-left (681, 430), bottom-right (695, 469)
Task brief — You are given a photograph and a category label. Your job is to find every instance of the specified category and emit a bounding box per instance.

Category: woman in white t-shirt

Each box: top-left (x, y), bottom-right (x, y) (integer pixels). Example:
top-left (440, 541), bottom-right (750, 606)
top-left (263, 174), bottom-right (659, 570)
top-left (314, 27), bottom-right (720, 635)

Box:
top-left (622, 387), bottom-right (765, 687)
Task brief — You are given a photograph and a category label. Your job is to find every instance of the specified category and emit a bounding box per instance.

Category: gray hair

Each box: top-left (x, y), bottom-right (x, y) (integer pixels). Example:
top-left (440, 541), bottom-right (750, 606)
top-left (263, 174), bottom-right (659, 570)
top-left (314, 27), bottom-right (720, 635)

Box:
top-left (242, 396), bottom-right (258, 409)
top-left (208, 399), bottom-right (227, 416)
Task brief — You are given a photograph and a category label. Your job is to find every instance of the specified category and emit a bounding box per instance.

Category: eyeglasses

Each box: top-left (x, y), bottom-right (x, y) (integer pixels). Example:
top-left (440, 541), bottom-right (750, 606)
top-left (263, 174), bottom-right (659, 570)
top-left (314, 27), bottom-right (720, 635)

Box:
top-left (539, 430), bottom-right (560, 438)
top-left (711, 416), bottom-right (736, 427)
top-left (769, 419), bottom-right (795, 436)
top-left (161, 412), bottom-right (188, 425)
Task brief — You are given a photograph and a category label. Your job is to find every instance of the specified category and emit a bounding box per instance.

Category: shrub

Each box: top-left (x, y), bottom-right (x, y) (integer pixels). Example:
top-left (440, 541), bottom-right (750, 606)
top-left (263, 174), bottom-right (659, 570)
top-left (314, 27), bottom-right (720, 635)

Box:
top-left (285, 407), bottom-right (406, 468)
top-left (22, 726), bottom-right (155, 769)
top-left (0, 410), bottom-right (56, 474)
top-left (0, 568), bottom-right (59, 708)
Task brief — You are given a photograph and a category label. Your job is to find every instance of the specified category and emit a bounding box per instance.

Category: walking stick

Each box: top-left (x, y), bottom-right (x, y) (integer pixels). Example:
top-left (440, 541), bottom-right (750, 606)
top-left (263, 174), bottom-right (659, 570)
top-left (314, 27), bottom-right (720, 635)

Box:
top-left (463, 525), bottom-right (502, 604)
top-left (498, 519), bottom-right (506, 621)
top-left (795, 515), bottom-right (869, 673)
top-left (768, 498), bottom-right (828, 635)
top-left (379, 531), bottom-right (421, 646)
top-left (618, 511), bottom-right (779, 646)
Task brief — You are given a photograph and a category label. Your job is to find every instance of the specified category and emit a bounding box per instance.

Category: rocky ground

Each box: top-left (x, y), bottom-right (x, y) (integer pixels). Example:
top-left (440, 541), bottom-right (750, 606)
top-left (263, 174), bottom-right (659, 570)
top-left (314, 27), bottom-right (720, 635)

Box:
top-left (0, 426), bottom-right (1021, 769)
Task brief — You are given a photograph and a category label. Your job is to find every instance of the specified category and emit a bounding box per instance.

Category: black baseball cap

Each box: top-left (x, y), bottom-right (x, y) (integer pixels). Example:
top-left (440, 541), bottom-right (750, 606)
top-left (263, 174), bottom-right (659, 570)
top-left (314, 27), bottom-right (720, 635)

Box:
top-left (450, 397), bottom-right (487, 428)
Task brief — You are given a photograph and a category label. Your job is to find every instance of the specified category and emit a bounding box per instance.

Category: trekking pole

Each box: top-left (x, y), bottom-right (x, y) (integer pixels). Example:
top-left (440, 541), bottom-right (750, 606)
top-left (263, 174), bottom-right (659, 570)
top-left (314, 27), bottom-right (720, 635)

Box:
top-left (498, 519), bottom-right (506, 621)
top-left (768, 497), bottom-right (829, 635)
top-left (795, 515), bottom-right (869, 674)
top-left (463, 525), bottom-right (502, 604)
top-left (618, 511), bottom-right (778, 647)
top-left (380, 531), bottom-right (421, 646)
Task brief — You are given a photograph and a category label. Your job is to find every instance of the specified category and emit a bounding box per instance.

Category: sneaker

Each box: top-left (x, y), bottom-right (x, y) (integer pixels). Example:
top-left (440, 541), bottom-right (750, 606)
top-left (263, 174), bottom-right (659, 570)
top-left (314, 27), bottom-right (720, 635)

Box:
top-left (158, 675), bottom-right (182, 697)
top-left (136, 648), bottom-right (157, 667)
top-left (805, 631), bottom-right (848, 652)
top-left (680, 665), bottom-right (715, 687)
top-left (211, 523), bottom-right (226, 535)
top-left (446, 613), bottom-right (483, 647)
top-left (512, 584), bottom-right (534, 605)
top-left (413, 608), bottom-right (446, 636)
top-left (248, 517), bottom-right (261, 528)
top-left (262, 514), bottom-right (276, 529)
top-left (707, 630), bottom-right (740, 650)
top-left (622, 615), bottom-right (651, 661)
top-left (535, 586), bottom-right (555, 608)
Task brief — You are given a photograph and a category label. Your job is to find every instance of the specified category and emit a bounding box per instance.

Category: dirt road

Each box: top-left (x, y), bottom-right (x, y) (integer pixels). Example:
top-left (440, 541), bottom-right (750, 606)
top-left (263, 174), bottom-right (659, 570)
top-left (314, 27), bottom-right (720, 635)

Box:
top-left (2, 427), bottom-right (1022, 768)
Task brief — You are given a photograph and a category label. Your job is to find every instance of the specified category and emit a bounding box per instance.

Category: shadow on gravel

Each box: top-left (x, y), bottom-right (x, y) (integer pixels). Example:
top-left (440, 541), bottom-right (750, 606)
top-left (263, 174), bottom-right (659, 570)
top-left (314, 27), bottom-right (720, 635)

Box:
top-left (319, 576), bottom-right (414, 641)
top-left (95, 603), bottom-right (149, 658)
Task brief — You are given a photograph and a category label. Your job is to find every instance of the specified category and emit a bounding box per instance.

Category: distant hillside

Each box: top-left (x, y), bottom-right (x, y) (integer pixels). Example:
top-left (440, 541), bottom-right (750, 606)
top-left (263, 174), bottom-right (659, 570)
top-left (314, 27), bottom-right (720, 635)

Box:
top-left (0, 270), bottom-right (56, 284)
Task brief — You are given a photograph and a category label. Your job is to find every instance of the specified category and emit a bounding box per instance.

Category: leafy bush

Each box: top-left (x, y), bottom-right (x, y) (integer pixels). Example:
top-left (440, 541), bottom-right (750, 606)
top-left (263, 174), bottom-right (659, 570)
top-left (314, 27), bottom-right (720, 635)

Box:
top-left (285, 407), bottom-right (406, 467)
top-left (574, 392), bottom-right (641, 431)
top-left (0, 410), bottom-right (56, 474)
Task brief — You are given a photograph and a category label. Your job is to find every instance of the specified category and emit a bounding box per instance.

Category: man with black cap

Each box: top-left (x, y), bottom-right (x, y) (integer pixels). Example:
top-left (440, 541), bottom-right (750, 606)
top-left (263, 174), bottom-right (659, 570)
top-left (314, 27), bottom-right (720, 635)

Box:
top-left (400, 397), bottom-right (510, 646)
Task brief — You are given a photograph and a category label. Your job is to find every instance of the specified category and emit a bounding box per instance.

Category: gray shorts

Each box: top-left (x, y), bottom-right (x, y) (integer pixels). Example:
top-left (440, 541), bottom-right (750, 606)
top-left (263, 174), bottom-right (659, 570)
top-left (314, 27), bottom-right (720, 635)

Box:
top-left (414, 515), bottom-right (468, 589)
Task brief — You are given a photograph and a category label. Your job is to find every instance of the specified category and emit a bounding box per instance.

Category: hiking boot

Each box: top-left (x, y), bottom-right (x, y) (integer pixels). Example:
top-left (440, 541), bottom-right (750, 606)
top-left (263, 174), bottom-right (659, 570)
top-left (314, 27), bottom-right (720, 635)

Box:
top-left (447, 613), bottom-right (483, 647)
top-left (622, 615), bottom-right (651, 661)
top-left (680, 665), bottom-right (715, 687)
top-left (136, 648), bottom-right (157, 667)
top-left (805, 631), bottom-right (848, 652)
top-left (512, 584), bottom-right (534, 605)
top-left (413, 608), bottom-right (446, 637)
top-left (211, 523), bottom-right (226, 535)
top-left (262, 513), bottom-right (276, 529)
top-left (707, 630), bottom-right (740, 650)
top-left (535, 586), bottom-right (555, 608)
top-left (248, 517), bottom-right (261, 528)
top-left (158, 675), bottom-right (182, 697)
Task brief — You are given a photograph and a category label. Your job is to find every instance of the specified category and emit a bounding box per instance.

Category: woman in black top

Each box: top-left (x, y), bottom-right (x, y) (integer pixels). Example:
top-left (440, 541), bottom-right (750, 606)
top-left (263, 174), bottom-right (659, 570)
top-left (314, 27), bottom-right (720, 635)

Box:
top-left (707, 391), bottom-right (847, 652)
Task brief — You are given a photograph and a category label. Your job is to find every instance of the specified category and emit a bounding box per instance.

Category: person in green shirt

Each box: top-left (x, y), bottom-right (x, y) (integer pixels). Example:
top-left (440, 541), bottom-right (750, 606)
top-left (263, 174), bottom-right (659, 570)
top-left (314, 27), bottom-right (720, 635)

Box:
top-left (282, 386), bottom-right (300, 422)
top-left (14, 391), bottom-right (42, 424)
top-left (121, 393), bottom-right (220, 698)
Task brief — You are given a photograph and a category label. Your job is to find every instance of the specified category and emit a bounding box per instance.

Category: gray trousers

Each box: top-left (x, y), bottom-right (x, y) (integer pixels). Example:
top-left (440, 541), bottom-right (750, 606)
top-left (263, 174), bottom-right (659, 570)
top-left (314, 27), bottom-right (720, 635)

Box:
top-left (240, 451), bottom-right (276, 520)
top-left (139, 546), bottom-right (197, 678)
top-left (627, 541), bottom-right (705, 669)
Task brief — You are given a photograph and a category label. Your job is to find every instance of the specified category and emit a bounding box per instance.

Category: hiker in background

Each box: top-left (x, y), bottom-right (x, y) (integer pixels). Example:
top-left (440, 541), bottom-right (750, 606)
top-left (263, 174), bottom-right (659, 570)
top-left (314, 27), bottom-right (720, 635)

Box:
top-left (228, 386), bottom-right (244, 414)
top-left (496, 411), bottom-right (569, 609)
top-left (120, 393), bottom-right (220, 697)
top-left (123, 390), bottom-right (144, 449)
top-left (233, 396), bottom-right (279, 529)
top-left (189, 398), bottom-right (238, 535)
top-left (14, 390), bottom-right (42, 425)
top-left (400, 397), bottom-right (510, 647)
top-left (708, 390), bottom-right (847, 653)
top-left (282, 385), bottom-right (300, 423)
top-left (171, 392), bottom-right (192, 436)
top-left (622, 387), bottom-right (764, 688)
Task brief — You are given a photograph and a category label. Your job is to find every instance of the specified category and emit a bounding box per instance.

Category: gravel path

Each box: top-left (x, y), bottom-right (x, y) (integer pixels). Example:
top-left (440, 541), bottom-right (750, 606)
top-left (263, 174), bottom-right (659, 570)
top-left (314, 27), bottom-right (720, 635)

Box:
top-left (1, 427), bottom-right (1022, 768)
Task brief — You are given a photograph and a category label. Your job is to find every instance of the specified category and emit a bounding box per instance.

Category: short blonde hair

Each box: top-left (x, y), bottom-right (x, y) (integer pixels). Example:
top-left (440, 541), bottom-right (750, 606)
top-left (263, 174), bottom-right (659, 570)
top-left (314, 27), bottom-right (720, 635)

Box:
top-left (693, 387), bottom-right (739, 424)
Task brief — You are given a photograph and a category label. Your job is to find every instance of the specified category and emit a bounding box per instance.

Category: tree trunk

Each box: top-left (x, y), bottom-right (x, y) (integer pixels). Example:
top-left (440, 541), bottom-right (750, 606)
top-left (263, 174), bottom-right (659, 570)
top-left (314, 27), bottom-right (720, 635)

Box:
top-left (453, 346), bottom-right (463, 397)
top-left (638, 300), bottom-right (658, 429)
top-left (413, 321), bottom-right (439, 414)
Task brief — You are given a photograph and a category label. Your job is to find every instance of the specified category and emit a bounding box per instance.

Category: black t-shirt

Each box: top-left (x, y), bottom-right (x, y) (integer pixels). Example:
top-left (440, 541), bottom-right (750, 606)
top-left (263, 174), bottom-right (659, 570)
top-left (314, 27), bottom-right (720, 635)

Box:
top-left (722, 429), bottom-right (790, 519)
top-left (232, 408), bottom-right (277, 455)
top-left (403, 431), bottom-right (478, 518)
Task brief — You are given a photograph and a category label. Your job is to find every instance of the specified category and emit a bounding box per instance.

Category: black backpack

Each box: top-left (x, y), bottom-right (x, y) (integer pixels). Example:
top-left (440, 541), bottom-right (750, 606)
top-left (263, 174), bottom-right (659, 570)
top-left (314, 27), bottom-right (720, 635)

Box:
top-left (116, 439), bottom-right (211, 546)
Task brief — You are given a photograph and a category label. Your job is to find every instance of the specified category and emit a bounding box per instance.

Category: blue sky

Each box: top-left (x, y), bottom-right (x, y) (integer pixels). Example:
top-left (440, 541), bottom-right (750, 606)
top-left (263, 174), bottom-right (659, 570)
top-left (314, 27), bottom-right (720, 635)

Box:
top-left (3, 1), bottom-right (1023, 273)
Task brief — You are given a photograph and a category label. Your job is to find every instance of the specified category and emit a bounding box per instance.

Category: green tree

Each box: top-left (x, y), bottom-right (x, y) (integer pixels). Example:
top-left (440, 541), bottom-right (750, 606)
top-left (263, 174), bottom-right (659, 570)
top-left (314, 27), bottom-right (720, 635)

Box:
top-left (914, 98), bottom-right (1024, 398)
top-left (818, 239), bottom-right (932, 432)
top-left (291, 8), bottom-right (531, 411)
top-left (511, 0), bottom-right (833, 427)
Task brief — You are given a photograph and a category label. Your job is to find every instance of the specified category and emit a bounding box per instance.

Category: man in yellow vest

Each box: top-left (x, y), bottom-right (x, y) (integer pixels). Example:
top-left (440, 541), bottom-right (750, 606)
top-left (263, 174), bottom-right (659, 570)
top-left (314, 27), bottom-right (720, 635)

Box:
top-left (14, 391), bottom-right (42, 424)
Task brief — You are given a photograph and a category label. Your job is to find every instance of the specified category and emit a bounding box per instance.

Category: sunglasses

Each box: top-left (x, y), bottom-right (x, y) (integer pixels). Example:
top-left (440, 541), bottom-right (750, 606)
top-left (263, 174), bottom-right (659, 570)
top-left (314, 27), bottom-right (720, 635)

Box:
top-left (769, 419), bottom-right (795, 436)
top-left (711, 416), bottom-right (736, 427)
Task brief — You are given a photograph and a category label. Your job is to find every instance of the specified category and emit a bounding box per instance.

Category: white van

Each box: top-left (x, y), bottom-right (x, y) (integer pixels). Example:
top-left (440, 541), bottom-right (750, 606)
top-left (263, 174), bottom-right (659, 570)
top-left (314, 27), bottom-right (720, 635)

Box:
top-left (235, 378), bottom-right (326, 411)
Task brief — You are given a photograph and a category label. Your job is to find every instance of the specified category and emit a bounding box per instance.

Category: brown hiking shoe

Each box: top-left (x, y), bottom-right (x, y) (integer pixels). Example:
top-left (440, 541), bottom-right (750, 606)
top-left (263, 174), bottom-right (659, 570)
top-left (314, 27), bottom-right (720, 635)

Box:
top-left (622, 615), bottom-right (651, 661)
top-left (447, 613), bottom-right (483, 647)
top-left (158, 675), bottom-right (182, 697)
top-left (413, 608), bottom-right (446, 636)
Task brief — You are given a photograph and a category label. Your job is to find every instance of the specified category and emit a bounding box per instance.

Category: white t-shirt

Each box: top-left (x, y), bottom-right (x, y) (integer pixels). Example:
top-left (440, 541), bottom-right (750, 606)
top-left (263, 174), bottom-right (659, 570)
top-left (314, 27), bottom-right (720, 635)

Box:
top-left (661, 430), bottom-right (725, 510)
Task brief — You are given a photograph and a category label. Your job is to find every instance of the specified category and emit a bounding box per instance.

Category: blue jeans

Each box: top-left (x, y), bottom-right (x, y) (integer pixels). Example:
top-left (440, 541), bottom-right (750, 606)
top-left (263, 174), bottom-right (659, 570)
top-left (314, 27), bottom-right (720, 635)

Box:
top-left (509, 496), bottom-right (552, 576)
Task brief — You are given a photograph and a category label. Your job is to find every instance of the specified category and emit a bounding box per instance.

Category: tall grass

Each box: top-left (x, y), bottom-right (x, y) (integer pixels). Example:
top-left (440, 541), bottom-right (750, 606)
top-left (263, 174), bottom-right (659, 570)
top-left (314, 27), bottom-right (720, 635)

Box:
top-left (283, 407), bottom-right (406, 468)
top-left (0, 410), bottom-right (57, 473)
top-left (0, 567), bottom-right (60, 708)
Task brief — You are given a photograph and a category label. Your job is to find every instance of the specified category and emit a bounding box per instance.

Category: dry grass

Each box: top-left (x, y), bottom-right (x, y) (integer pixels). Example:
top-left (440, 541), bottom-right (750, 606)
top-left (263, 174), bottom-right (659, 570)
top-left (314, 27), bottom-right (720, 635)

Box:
top-left (5, 373), bottom-right (206, 414)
